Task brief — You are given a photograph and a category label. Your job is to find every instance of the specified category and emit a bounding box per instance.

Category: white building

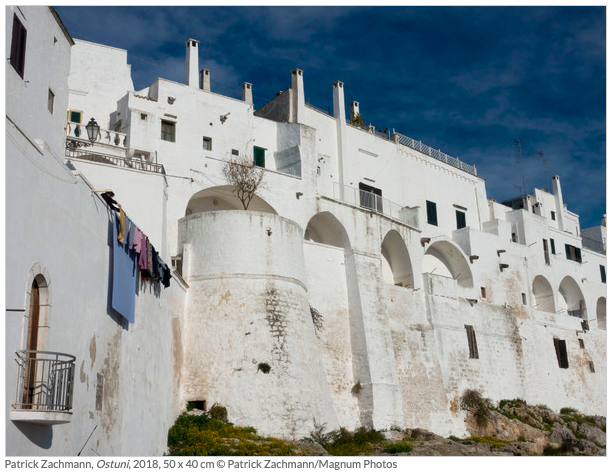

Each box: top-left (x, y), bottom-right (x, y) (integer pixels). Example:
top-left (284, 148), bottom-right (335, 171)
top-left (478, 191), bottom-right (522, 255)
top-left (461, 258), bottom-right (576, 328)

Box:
top-left (6, 6), bottom-right (606, 455)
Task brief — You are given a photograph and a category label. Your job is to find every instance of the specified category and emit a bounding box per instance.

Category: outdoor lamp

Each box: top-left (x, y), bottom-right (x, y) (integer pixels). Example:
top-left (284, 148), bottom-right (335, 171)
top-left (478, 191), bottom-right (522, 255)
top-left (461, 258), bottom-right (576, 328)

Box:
top-left (85, 118), bottom-right (100, 143)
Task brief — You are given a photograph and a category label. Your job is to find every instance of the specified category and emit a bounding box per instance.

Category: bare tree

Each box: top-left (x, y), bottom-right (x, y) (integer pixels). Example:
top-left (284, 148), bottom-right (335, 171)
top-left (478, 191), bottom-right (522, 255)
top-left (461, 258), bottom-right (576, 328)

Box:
top-left (222, 155), bottom-right (265, 210)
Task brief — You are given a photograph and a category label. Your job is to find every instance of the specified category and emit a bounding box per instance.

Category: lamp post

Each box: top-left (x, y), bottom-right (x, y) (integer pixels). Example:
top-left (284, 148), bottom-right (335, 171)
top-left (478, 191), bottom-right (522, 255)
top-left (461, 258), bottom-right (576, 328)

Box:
top-left (85, 118), bottom-right (100, 144)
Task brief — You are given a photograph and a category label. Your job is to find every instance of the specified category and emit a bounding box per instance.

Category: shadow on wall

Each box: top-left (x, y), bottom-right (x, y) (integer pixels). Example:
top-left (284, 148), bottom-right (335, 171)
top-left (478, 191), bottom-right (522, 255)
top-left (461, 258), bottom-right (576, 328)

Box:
top-left (12, 422), bottom-right (53, 450)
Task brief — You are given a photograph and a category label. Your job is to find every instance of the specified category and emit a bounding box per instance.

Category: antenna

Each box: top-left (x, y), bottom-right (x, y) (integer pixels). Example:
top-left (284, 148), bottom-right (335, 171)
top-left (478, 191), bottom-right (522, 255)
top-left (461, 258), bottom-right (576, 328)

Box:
top-left (513, 139), bottom-right (526, 195)
top-left (534, 151), bottom-right (548, 192)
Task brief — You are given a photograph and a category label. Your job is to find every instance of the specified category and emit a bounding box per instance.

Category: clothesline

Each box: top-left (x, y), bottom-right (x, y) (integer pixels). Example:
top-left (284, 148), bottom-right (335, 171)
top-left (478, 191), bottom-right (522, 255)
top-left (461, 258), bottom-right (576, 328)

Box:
top-left (100, 190), bottom-right (171, 323)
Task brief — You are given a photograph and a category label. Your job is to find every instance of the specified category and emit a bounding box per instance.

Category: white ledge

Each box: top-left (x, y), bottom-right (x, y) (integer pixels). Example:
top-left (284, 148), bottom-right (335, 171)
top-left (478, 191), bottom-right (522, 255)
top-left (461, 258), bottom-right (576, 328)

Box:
top-left (10, 409), bottom-right (72, 425)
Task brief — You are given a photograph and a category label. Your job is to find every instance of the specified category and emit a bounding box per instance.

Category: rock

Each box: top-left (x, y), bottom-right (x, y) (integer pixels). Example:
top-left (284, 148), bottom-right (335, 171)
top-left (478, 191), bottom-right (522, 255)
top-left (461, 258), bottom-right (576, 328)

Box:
top-left (577, 423), bottom-right (606, 446)
top-left (548, 423), bottom-right (576, 447)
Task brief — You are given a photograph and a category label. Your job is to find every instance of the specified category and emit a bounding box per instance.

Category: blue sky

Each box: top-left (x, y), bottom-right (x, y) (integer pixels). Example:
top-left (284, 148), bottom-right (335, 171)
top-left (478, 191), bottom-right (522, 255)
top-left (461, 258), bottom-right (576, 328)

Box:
top-left (55, 6), bottom-right (606, 227)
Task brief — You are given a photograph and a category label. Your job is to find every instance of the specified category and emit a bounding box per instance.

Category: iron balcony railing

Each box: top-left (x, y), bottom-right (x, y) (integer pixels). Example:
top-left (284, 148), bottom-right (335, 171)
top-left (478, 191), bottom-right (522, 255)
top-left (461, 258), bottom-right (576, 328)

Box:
top-left (581, 234), bottom-right (606, 255)
top-left (13, 350), bottom-right (76, 412)
top-left (66, 147), bottom-right (166, 175)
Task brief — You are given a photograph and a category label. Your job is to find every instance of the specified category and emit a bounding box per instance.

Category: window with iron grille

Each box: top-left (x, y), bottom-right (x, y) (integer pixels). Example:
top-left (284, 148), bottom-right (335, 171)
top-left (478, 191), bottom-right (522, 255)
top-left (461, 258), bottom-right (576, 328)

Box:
top-left (553, 338), bottom-right (569, 369)
top-left (359, 182), bottom-right (383, 212)
top-left (426, 201), bottom-right (438, 226)
top-left (465, 325), bottom-right (479, 359)
top-left (10, 14), bottom-right (27, 79)
top-left (161, 120), bottom-right (175, 142)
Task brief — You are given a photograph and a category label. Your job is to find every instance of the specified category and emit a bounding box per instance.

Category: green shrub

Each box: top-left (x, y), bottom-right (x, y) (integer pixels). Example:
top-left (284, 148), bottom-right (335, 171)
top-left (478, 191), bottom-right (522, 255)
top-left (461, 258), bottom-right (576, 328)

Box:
top-left (208, 403), bottom-right (228, 423)
top-left (384, 442), bottom-right (413, 454)
top-left (448, 435), bottom-right (462, 442)
top-left (257, 362), bottom-right (271, 374)
top-left (560, 407), bottom-right (576, 415)
top-left (322, 427), bottom-right (385, 456)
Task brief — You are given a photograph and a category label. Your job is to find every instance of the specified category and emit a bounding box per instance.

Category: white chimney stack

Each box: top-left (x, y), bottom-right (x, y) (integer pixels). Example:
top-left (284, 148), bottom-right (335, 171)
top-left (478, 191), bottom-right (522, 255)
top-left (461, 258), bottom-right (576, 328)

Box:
top-left (200, 69), bottom-right (210, 92)
top-left (185, 39), bottom-right (200, 88)
top-left (350, 101), bottom-right (360, 119)
top-left (242, 82), bottom-right (253, 105)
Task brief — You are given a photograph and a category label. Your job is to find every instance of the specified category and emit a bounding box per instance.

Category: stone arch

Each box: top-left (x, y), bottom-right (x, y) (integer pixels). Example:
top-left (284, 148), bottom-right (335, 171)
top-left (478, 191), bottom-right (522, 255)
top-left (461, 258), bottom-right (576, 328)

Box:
top-left (380, 230), bottom-right (414, 288)
top-left (532, 275), bottom-right (555, 313)
top-left (423, 239), bottom-right (473, 287)
top-left (557, 276), bottom-right (586, 318)
top-left (184, 185), bottom-right (277, 216)
top-left (304, 211), bottom-right (351, 250)
top-left (596, 297), bottom-right (606, 330)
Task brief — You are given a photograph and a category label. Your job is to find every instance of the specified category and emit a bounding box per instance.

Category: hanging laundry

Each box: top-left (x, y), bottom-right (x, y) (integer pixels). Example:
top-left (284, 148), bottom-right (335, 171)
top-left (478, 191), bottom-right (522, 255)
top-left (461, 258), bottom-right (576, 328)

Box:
top-left (118, 206), bottom-right (126, 243)
top-left (147, 241), bottom-right (153, 276)
top-left (101, 191), bottom-right (120, 211)
top-left (133, 227), bottom-right (142, 253)
top-left (111, 213), bottom-right (136, 323)
top-left (138, 235), bottom-right (148, 271)
top-left (162, 264), bottom-right (171, 288)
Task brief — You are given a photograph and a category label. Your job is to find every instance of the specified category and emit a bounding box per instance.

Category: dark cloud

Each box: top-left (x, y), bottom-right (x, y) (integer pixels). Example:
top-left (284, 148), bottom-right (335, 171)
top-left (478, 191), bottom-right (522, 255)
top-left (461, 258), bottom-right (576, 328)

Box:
top-left (56, 6), bottom-right (605, 227)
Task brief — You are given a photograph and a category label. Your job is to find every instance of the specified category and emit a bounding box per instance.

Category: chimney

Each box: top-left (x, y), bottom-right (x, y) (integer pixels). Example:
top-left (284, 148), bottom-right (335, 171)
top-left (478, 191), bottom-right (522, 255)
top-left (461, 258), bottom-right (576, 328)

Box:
top-left (333, 81), bottom-right (348, 197)
top-left (200, 69), bottom-right (210, 92)
top-left (291, 69), bottom-right (305, 123)
top-left (552, 176), bottom-right (564, 231)
top-left (242, 82), bottom-right (253, 105)
top-left (333, 81), bottom-right (345, 120)
top-left (185, 39), bottom-right (200, 87)
top-left (601, 215), bottom-right (606, 227)
top-left (350, 101), bottom-right (360, 119)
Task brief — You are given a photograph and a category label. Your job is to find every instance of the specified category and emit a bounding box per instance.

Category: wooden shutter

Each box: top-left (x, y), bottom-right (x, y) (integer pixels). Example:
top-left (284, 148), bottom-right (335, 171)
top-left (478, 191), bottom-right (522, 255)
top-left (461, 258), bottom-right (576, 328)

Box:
top-left (253, 146), bottom-right (265, 167)
top-left (574, 246), bottom-right (582, 263)
top-left (565, 244), bottom-right (572, 260)
top-left (600, 265), bottom-right (606, 283)
top-left (550, 238), bottom-right (556, 255)
top-left (427, 201), bottom-right (438, 226)
top-left (456, 210), bottom-right (466, 229)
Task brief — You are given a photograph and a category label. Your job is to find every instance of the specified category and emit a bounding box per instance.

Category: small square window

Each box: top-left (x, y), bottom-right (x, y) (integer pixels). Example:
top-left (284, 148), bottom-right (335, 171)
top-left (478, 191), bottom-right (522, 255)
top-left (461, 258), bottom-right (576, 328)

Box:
top-left (203, 136), bottom-right (212, 151)
top-left (161, 120), bottom-right (175, 142)
top-left (456, 210), bottom-right (466, 229)
top-left (47, 89), bottom-right (54, 114)
top-left (551, 211), bottom-right (556, 221)
top-left (231, 149), bottom-right (239, 156)
top-left (68, 110), bottom-right (83, 124)
top-left (141, 113), bottom-right (147, 120)
top-left (521, 293), bottom-right (527, 305)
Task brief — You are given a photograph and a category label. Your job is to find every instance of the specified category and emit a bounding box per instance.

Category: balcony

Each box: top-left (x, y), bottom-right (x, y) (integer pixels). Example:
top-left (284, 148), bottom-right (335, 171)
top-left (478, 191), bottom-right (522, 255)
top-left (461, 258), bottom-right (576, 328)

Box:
top-left (331, 182), bottom-right (420, 229)
top-left (66, 147), bottom-right (165, 175)
top-left (66, 121), bottom-right (127, 150)
top-left (10, 350), bottom-right (76, 425)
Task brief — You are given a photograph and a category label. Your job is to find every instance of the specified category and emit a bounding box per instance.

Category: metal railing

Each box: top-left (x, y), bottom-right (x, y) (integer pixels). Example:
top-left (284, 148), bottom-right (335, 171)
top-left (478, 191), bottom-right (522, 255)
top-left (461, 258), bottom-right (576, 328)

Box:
top-left (13, 350), bottom-right (76, 411)
top-left (581, 234), bottom-right (606, 255)
top-left (66, 121), bottom-right (127, 149)
top-left (395, 132), bottom-right (477, 176)
top-left (66, 148), bottom-right (165, 175)
top-left (331, 182), bottom-right (419, 228)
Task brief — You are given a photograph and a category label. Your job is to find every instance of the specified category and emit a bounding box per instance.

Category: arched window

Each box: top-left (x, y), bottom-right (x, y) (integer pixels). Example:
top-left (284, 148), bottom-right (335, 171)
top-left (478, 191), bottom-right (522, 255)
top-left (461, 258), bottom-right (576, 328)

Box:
top-left (532, 275), bottom-right (555, 313)
top-left (380, 230), bottom-right (413, 288)
top-left (557, 276), bottom-right (585, 319)
top-left (304, 212), bottom-right (350, 250)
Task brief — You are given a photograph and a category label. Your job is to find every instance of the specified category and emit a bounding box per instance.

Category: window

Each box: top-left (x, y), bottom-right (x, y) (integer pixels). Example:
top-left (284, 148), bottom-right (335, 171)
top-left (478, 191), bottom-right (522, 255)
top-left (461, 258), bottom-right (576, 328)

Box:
top-left (578, 338), bottom-right (585, 349)
top-left (599, 265), bottom-right (606, 283)
top-left (465, 325), bottom-right (479, 359)
top-left (543, 239), bottom-right (550, 265)
top-left (456, 210), bottom-right (466, 229)
top-left (480, 287), bottom-right (486, 298)
top-left (426, 201), bottom-right (438, 226)
top-left (68, 110), bottom-right (82, 124)
top-left (161, 120), bottom-right (175, 142)
top-left (565, 244), bottom-right (582, 263)
top-left (140, 113), bottom-right (147, 120)
top-left (522, 293), bottom-right (527, 305)
top-left (551, 211), bottom-right (556, 221)
top-left (203, 136), bottom-right (212, 151)
top-left (359, 182), bottom-right (383, 212)
top-left (253, 146), bottom-right (265, 167)
top-left (550, 238), bottom-right (556, 255)
top-left (47, 89), bottom-right (54, 114)
top-left (511, 232), bottom-right (518, 243)
top-left (10, 14), bottom-right (27, 78)
top-left (231, 149), bottom-right (239, 156)
top-left (553, 338), bottom-right (569, 369)
top-left (588, 361), bottom-right (595, 373)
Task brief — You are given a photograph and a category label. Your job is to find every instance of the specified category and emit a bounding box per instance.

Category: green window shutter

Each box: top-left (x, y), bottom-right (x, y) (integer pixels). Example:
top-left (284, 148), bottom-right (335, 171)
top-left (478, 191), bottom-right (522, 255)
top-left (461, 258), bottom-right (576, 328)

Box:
top-left (600, 265), bottom-right (606, 283)
top-left (550, 238), bottom-right (556, 255)
top-left (574, 246), bottom-right (582, 263)
top-left (456, 210), bottom-right (466, 229)
top-left (70, 111), bottom-right (82, 123)
top-left (426, 201), bottom-right (438, 226)
top-left (253, 146), bottom-right (265, 167)
top-left (565, 244), bottom-right (572, 260)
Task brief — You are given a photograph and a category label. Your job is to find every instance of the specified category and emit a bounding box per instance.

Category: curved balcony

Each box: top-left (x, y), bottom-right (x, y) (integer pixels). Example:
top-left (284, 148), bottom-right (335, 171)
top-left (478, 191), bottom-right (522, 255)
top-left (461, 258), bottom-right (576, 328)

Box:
top-left (66, 121), bottom-right (127, 150)
top-left (10, 350), bottom-right (76, 425)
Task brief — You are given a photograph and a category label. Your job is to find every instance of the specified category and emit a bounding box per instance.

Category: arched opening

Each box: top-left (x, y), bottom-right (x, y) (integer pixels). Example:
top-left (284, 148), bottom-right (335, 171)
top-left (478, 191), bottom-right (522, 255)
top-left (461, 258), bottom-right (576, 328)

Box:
top-left (423, 240), bottom-right (473, 287)
top-left (532, 275), bottom-right (555, 313)
top-left (23, 274), bottom-right (49, 409)
top-left (558, 276), bottom-right (585, 319)
top-left (380, 230), bottom-right (413, 288)
top-left (304, 211), bottom-right (350, 249)
top-left (596, 297), bottom-right (606, 330)
top-left (184, 185), bottom-right (277, 216)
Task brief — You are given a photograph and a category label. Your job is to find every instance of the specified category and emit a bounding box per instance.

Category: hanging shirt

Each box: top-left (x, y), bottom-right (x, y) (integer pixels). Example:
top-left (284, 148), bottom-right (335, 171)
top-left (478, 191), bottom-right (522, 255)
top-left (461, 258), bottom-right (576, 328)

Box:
top-left (133, 227), bottom-right (142, 253)
top-left (138, 235), bottom-right (148, 271)
top-left (118, 207), bottom-right (126, 243)
top-left (162, 264), bottom-right (171, 288)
